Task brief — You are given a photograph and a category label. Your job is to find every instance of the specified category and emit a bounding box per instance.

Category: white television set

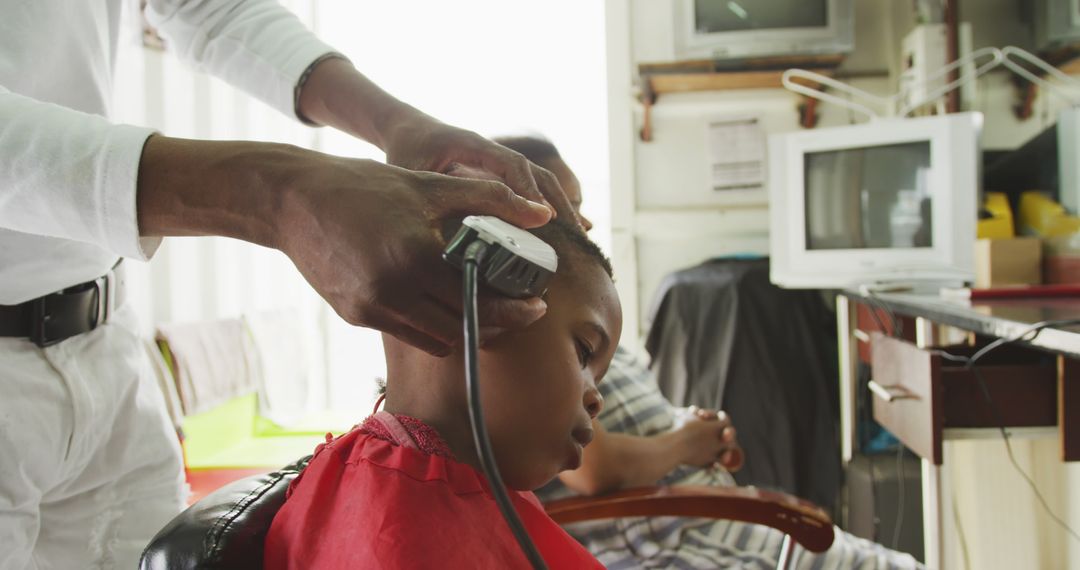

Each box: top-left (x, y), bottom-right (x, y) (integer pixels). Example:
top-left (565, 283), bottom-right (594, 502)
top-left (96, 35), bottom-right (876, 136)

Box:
top-left (769, 112), bottom-right (982, 289)
top-left (673, 0), bottom-right (854, 62)
top-left (1033, 0), bottom-right (1080, 51)
top-left (1058, 106), bottom-right (1080, 215)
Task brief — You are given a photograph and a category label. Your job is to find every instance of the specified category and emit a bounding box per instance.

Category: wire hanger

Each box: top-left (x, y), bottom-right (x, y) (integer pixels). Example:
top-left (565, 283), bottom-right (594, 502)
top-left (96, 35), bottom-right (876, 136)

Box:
top-left (1000, 46), bottom-right (1080, 107)
top-left (782, 47), bottom-right (1004, 120)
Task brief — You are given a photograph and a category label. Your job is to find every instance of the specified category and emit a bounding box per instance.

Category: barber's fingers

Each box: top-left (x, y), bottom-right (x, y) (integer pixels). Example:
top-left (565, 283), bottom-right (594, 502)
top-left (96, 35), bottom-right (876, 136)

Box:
top-left (466, 144), bottom-right (553, 212)
top-left (529, 161), bottom-right (584, 230)
top-left (443, 153), bottom-right (582, 231)
top-left (428, 174), bottom-right (552, 228)
top-left (475, 294), bottom-right (548, 331)
top-left (410, 249), bottom-right (547, 337)
top-left (367, 297), bottom-right (461, 357)
top-left (423, 269), bottom-right (548, 331)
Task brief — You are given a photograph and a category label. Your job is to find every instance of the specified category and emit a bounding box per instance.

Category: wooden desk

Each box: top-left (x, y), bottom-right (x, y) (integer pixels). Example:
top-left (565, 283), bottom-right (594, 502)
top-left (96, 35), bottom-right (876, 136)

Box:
top-left (836, 291), bottom-right (1080, 569)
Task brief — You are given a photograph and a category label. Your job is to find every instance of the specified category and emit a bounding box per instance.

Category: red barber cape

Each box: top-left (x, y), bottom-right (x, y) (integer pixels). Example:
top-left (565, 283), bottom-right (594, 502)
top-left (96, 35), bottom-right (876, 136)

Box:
top-left (264, 423), bottom-right (603, 569)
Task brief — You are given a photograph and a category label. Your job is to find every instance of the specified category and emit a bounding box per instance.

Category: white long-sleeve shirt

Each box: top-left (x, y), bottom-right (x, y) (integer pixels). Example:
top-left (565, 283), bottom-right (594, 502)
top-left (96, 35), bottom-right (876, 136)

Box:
top-left (0, 0), bottom-right (336, 304)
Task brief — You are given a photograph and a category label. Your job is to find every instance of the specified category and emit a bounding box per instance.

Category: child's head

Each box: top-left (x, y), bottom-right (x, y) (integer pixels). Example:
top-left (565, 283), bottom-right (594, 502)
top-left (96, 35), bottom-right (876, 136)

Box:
top-left (382, 218), bottom-right (621, 491)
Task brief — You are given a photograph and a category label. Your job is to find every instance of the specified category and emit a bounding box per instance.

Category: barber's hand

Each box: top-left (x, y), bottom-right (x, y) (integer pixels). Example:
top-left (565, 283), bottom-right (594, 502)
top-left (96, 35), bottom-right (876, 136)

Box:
top-left (676, 409), bottom-right (744, 472)
top-left (382, 114), bottom-right (581, 228)
top-left (296, 57), bottom-right (580, 229)
top-left (277, 151), bottom-right (553, 355)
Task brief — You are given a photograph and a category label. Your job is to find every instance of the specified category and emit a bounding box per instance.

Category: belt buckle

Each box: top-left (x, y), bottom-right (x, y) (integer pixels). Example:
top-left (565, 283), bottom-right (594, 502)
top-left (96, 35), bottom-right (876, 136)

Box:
top-left (28, 269), bottom-right (115, 348)
top-left (93, 270), bottom-right (115, 329)
top-left (28, 295), bottom-right (58, 348)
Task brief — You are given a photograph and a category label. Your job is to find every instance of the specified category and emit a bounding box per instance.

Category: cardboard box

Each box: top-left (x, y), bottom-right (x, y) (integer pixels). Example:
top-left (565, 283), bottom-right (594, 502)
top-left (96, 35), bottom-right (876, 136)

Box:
top-left (974, 237), bottom-right (1042, 289)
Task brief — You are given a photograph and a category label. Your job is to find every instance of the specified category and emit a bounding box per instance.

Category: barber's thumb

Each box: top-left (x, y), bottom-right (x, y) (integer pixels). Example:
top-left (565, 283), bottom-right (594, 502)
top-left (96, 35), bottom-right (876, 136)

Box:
top-left (476, 295), bottom-right (547, 330)
top-left (443, 179), bottom-right (553, 227)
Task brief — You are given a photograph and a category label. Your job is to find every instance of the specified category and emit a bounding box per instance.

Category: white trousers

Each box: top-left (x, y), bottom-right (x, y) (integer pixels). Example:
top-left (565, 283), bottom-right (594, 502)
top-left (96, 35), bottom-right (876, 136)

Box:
top-left (0, 303), bottom-right (186, 570)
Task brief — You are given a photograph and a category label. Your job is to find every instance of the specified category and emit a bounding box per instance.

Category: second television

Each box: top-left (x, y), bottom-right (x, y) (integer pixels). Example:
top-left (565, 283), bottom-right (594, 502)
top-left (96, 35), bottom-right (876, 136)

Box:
top-left (769, 112), bottom-right (982, 289)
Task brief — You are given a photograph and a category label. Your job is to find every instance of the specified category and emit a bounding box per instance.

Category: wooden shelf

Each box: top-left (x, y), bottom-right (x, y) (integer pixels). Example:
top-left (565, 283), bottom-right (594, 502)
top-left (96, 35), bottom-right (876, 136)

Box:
top-left (634, 55), bottom-right (845, 141)
top-left (637, 69), bottom-right (832, 141)
top-left (646, 69), bottom-right (828, 93)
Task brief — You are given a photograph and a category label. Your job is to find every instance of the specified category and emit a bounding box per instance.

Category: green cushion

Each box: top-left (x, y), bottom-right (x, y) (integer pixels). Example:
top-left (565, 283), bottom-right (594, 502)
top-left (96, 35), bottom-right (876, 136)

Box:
top-left (183, 394), bottom-right (353, 469)
top-left (253, 410), bottom-right (357, 437)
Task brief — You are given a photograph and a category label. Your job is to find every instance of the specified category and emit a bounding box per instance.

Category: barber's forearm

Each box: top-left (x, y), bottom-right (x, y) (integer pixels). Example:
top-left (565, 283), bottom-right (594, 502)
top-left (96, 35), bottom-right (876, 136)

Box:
top-left (135, 135), bottom-right (297, 248)
top-left (297, 57), bottom-right (424, 151)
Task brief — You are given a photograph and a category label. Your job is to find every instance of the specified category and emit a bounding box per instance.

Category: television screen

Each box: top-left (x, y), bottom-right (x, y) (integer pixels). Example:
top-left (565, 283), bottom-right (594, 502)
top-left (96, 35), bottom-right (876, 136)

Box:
top-left (804, 141), bottom-right (933, 250)
top-left (694, 0), bottom-right (828, 33)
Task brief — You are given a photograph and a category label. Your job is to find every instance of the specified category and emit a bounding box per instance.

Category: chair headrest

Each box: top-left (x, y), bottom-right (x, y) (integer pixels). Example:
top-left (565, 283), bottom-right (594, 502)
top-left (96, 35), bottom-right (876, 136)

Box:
top-left (140, 456), bottom-right (311, 570)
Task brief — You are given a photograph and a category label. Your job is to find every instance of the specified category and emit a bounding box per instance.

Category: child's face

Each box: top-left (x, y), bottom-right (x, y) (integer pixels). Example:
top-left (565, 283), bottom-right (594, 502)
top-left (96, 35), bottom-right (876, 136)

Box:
top-left (477, 255), bottom-right (620, 490)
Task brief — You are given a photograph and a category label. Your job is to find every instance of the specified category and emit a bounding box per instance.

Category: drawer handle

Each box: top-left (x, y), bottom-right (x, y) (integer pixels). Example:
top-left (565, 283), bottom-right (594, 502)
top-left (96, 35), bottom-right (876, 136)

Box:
top-left (868, 380), bottom-right (918, 403)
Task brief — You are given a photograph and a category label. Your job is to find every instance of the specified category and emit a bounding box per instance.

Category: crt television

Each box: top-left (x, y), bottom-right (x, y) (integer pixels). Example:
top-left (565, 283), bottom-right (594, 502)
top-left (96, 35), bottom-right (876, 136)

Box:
top-left (673, 0), bottom-right (854, 61)
top-left (1058, 106), bottom-right (1080, 215)
top-left (1032, 0), bottom-right (1080, 51)
top-left (769, 112), bottom-right (982, 289)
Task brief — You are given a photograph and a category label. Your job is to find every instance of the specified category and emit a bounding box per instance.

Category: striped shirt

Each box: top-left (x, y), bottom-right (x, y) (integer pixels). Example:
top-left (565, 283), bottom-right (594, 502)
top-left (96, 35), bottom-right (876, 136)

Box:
top-left (536, 346), bottom-right (923, 570)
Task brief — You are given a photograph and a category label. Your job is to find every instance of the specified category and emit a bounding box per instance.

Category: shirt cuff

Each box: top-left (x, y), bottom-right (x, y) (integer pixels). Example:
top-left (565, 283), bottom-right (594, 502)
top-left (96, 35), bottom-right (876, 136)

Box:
top-left (294, 52), bottom-right (351, 126)
top-left (101, 125), bottom-right (162, 261)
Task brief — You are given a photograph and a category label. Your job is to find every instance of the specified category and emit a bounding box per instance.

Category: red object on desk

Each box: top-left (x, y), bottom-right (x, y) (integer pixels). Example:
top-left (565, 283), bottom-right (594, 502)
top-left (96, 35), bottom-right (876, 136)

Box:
top-left (952, 284), bottom-right (1080, 299)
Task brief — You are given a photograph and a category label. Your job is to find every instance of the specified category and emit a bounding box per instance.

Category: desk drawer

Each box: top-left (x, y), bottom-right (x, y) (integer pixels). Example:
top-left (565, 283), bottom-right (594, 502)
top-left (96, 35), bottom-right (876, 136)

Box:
top-left (854, 303), bottom-right (916, 364)
top-left (870, 334), bottom-right (1057, 464)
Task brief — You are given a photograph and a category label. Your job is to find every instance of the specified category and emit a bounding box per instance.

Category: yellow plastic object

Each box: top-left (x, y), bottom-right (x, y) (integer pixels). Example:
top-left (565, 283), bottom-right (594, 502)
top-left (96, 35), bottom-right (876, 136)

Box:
top-left (183, 394), bottom-right (332, 469)
top-left (977, 192), bottom-right (1015, 239)
top-left (1018, 192), bottom-right (1080, 237)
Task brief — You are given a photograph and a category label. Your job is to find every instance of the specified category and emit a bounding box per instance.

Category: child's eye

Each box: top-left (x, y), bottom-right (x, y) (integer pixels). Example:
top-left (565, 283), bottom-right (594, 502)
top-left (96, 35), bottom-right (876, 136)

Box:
top-left (575, 339), bottom-right (593, 368)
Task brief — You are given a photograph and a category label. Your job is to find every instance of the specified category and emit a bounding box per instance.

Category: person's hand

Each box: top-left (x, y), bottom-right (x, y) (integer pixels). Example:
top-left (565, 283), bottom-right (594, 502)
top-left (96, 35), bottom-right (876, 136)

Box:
top-left (675, 408), bottom-right (744, 472)
top-left (275, 149), bottom-right (555, 355)
top-left (381, 113), bottom-right (581, 228)
top-left (296, 57), bottom-right (581, 228)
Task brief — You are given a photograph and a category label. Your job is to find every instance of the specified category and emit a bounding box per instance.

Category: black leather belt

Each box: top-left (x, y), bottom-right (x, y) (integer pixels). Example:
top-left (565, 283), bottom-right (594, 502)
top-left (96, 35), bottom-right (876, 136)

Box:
top-left (0, 261), bottom-right (126, 347)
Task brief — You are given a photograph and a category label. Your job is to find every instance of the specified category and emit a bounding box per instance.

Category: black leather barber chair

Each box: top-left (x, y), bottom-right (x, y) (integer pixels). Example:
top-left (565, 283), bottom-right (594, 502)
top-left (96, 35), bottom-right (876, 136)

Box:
top-left (139, 456), bottom-right (311, 570)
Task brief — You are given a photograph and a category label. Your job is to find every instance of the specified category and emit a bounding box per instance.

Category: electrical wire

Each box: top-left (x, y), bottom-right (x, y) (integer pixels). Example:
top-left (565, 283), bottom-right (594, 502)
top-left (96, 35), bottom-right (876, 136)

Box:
top-left (952, 490), bottom-right (972, 570)
top-left (862, 289), bottom-right (903, 340)
top-left (891, 443), bottom-right (905, 551)
top-left (463, 240), bottom-right (548, 570)
top-left (877, 307), bottom-right (1080, 545)
top-left (960, 320), bottom-right (1080, 545)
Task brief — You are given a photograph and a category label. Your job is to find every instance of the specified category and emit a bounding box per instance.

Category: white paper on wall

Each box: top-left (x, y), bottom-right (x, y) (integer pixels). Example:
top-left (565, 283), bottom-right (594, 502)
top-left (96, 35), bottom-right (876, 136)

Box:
top-left (707, 117), bottom-right (766, 191)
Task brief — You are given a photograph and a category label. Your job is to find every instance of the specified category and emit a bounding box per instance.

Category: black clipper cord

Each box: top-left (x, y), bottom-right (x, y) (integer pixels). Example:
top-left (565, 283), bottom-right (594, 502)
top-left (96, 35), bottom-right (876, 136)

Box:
top-left (462, 240), bottom-right (548, 570)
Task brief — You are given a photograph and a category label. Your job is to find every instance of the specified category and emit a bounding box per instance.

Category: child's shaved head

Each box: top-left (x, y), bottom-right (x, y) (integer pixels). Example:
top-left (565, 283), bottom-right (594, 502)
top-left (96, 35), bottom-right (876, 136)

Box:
top-left (529, 219), bottom-right (612, 279)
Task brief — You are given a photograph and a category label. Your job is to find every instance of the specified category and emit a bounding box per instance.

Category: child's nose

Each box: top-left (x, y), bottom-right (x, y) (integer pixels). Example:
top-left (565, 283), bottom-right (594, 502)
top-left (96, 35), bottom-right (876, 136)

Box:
top-left (583, 386), bottom-right (603, 419)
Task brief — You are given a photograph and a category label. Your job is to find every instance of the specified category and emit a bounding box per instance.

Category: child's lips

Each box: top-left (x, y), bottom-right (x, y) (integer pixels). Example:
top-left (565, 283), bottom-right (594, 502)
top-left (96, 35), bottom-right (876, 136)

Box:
top-left (563, 427), bottom-right (592, 471)
top-left (565, 444), bottom-right (583, 471)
